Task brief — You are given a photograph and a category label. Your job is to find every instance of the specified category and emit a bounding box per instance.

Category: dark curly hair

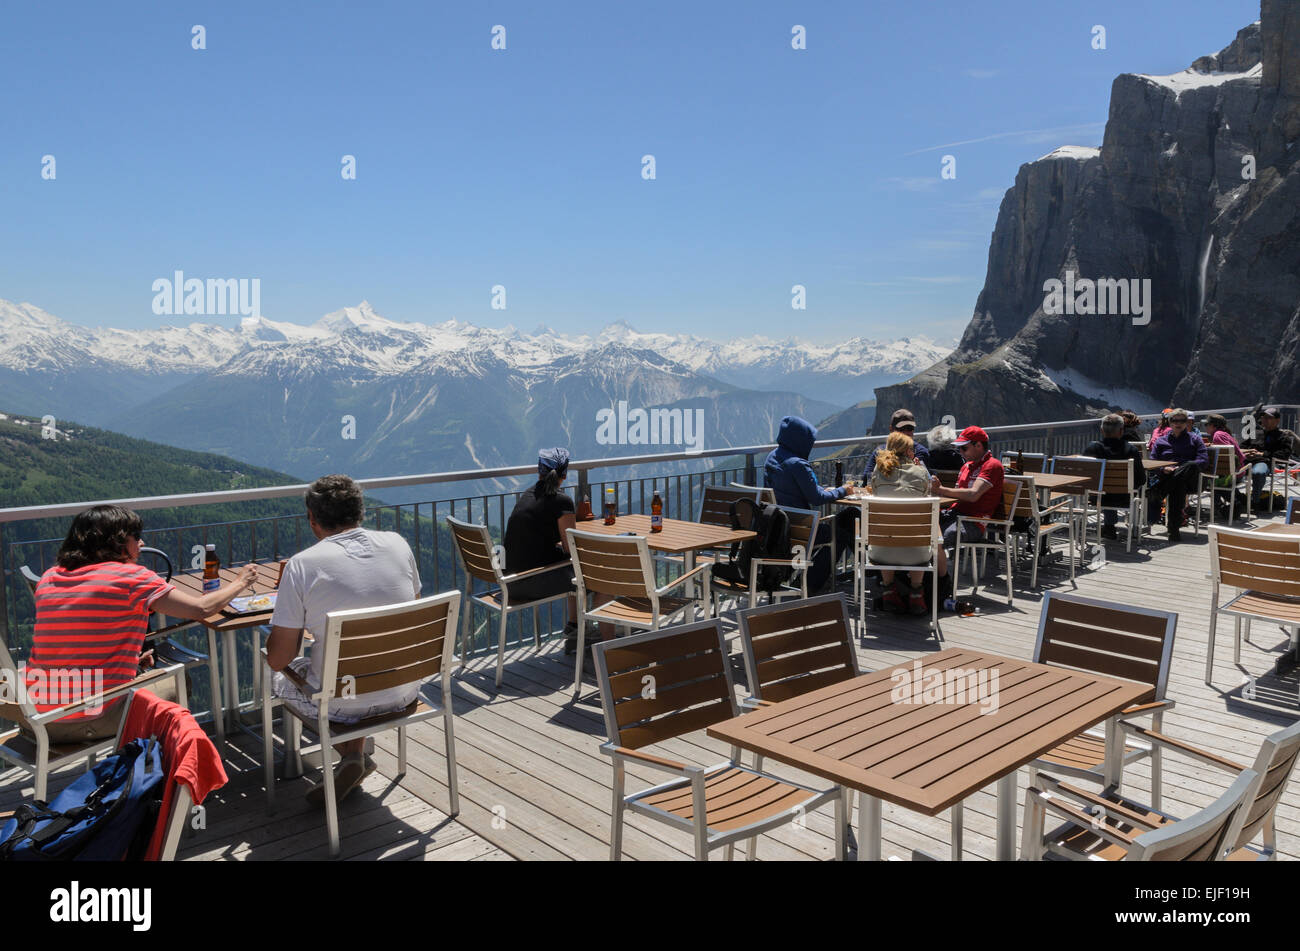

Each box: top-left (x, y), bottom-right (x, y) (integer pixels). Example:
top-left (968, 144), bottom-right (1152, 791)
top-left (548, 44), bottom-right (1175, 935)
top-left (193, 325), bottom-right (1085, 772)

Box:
top-left (305, 474), bottom-right (365, 531)
top-left (57, 505), bottom-right (143, 570)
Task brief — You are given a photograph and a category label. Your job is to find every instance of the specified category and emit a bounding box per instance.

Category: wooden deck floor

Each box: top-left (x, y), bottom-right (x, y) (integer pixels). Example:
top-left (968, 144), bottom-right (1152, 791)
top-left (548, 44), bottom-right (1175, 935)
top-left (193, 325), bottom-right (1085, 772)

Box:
top-left (8, 510), bottom-right (1300, 861)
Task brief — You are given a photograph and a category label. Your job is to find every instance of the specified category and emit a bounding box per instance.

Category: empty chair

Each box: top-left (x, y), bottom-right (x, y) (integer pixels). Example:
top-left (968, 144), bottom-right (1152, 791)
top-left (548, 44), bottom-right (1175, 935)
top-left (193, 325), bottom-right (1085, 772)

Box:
top-left (1094, 455), bottom-right (1146, 551)
top-left (1196, 444), bottom-right (1251, 526)
top-left (567, 529), bottom-right (711, 701)
top-left (260, 591), bottom-right (461, 857)
top-left (1026, 592), bottom-right (1178, 808)
top-left (736, 593), bottom-right (860, 706)
top-left (1204, 525), bottom-right (1300, 686)
top-left (657, 484), bottom-right (758, 573)
top-left (447, 516), bottom-right (572, 688)
top-left (1050, 456), bottom-right (1106, 548)
top-left (1004, 474), bottom-right (1075, 588)
top-left (1001, 451), bottom-right (1047, 473)
top-left (591, 618), bottom-right (846, 860)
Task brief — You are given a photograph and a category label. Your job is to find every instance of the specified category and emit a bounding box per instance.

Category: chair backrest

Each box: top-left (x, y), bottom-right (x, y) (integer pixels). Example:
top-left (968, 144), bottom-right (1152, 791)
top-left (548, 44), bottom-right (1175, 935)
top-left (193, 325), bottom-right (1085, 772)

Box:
top-left (1208, 526), bottom-right (1300, 598)
top-left (859, 496), bottom-right (941, 550)
top-left (1210, 443), bottom-right (1236, 479)
top-left (316, 591), bottom-right (460, 706)
top-left (591, 619), bottom-right (738, 750)
top-left (777, 506), bottom-right (819, 554)
top-left (19, 565), bottom-right (41, 597)
top-left (1005, 474), bottom-right (1038, 518)
top-left (1287, 498), bottom-right (1298, 525)
top-left (931, 469), bottom-right (961, 489)
top-left (1051, 455), bottom-right (1106, 492)
top-left (567, 529), bottom-right (657, 602)
top-left (1033, 592), bottom-right (1177, 705)
top-left (1233, 720), bottom-right (1300, 852)
top-left (1126, 768), bottom-right (1258, 861)
top-left (730, 482), bottom-right (776, 504)
top-left (974, 476), bottom-right (1022, 525)
top-left (1100, 458), bottom-right (1136, 495)
top-left (1002, 451), bottom-right (1046, 473)
top-left (699, 485), bottom-right (758, 527)
top-left (736, 593), bottom-right (859, 702)
top-left (446, 516), bottom-right (503, 587)
top-left (1128, 441), bottom-right (1149, 460)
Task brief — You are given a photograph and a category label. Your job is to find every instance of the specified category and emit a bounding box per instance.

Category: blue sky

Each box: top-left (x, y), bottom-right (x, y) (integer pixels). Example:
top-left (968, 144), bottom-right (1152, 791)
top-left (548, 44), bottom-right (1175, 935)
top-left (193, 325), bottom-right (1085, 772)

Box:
top-left (0, 0), bottom-right (1260, 343)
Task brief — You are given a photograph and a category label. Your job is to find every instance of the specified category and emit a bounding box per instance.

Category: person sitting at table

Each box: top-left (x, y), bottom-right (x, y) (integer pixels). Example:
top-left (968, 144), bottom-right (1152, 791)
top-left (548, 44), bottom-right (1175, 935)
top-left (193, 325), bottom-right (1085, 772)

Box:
top-left (1147, 408), bottom-right (1208, 542)
top-left (764, 415), bottom-right (851, 593)
top-left (26, 504), bottom-right (257, 744)
top-left (1203, 413), bottom-right (1250, 518)
top-left (1120, 410), bottom-right (1143, 443)
top-left (862, 409), bottom-right (930, 480)
top-left (929, 426), bottom-right (1005, 579)
top-left (1084, 413), bottom-right (1144, 539)
top-left (1147, 408), bottom-right (1173, 455)
top-left (925, 424), bottom-right (965, 472)
top-left (1241, 406), bottom-right (1300, 507)
top-left (867, 432), bottom-right (951, 615)
top-left (504, 447), bottom-right (583, 655)
top-left (266, 474), bottom-right (422, 805)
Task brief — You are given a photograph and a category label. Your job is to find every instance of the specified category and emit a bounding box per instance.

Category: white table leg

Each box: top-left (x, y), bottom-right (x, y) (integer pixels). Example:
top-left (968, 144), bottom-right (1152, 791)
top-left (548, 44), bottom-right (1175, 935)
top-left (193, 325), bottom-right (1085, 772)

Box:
top-left (996, 772), bottom-right (1017, 860)
top-left (684, 550), bottom-right (697, 609)
top-left (858, 791), bottom-right (882, 861)
top-left (1103, 715), bottom-right (1122, 787)
top-left (223, 627), bottom-right (239, 731)
top-left (951, 801), bottom-right (964, 860)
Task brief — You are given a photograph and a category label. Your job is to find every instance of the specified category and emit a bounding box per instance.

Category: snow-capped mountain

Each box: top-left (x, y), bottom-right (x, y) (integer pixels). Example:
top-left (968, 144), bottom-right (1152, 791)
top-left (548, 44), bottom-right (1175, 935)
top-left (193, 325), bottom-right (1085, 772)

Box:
top-left (0, 298), bottom-right (949, 494)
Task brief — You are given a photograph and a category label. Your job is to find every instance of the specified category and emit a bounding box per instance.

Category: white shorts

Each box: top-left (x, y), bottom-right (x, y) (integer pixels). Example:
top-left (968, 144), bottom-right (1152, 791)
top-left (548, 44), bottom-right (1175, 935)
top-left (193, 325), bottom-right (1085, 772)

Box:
top-left (272, 656), bottom-right (421, 725)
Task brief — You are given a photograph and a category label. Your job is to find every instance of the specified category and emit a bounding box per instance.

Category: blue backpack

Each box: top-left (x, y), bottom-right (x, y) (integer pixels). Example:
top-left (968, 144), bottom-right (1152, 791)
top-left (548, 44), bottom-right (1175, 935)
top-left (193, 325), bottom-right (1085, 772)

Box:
top-left (0, 737), bottom-right (165, 861)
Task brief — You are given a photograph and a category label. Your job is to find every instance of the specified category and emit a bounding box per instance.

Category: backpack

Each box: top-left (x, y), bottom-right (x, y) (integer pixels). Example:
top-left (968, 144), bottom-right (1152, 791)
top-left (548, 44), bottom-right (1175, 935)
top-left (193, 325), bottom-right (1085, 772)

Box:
top-left (712, 499), bottom-right (793, 595)
top-left (0, 737), bottom-right (165, 861)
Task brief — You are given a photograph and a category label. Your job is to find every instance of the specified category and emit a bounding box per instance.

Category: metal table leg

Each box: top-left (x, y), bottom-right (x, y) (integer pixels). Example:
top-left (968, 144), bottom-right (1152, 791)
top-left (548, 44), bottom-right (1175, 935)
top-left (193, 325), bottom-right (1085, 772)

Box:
top-left (996, 771), bottom-right (1017, 860)
top-left (858, 792), bottom-right (882, 861)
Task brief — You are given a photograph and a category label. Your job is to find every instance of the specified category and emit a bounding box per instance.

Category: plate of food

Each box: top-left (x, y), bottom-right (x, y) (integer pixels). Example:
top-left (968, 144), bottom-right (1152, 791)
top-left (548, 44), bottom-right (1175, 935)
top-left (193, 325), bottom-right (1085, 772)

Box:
top-left (228, 592), bottom-right (277, 614)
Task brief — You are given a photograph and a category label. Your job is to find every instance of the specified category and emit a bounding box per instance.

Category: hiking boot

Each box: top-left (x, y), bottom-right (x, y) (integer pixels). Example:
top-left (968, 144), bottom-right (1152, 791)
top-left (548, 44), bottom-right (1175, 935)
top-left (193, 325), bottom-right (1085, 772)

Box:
top-left (908, 592), bottom-right (928, 616)
top-left (306, 753), bottom-right (377, 807)
top-left (1169, 526), bottom-right (1183, 542)
top-left (882, 587), bottom-right (906, 613)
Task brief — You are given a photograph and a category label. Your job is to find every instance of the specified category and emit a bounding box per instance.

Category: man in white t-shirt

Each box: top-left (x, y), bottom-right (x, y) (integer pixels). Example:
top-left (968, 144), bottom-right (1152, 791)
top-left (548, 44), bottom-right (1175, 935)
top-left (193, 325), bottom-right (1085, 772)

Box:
top-left (267, 474), bottom-right (422, 805)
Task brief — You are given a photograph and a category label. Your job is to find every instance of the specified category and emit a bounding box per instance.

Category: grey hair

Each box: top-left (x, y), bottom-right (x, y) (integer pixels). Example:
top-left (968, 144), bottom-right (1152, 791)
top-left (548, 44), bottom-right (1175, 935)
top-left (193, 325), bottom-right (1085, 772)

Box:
top-left (927, 424), bottom-right (956, 449)
top-left (1100, 413), bottom-right (1124, 437)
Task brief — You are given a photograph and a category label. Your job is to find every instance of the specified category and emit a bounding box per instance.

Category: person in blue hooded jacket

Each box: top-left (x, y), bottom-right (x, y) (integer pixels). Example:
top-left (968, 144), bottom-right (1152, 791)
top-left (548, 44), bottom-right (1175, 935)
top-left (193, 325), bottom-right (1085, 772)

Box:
top-left (763, 416), bottom-right (852, 591)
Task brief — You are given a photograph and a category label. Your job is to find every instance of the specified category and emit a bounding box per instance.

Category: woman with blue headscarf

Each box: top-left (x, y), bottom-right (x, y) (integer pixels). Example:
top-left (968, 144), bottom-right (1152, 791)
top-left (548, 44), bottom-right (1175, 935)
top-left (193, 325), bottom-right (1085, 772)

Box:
top-left (504, 448), bottom-right (582, 653)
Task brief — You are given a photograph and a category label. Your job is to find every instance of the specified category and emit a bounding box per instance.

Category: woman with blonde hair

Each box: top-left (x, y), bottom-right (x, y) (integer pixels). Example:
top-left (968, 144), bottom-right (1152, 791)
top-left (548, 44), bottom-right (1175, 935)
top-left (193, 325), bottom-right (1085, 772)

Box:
top-left (867, 431), bottom-right (951, 614)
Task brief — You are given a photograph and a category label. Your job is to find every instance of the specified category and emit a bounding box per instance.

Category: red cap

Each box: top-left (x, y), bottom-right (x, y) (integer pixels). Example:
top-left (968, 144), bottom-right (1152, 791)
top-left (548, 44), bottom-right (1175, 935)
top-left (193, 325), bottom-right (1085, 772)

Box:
top-left (952, 425), bottom-right (989, 446)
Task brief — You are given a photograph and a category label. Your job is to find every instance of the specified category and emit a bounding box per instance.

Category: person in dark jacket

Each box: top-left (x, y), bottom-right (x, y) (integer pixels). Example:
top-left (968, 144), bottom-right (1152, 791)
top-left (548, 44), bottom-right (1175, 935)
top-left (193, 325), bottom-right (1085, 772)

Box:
top-left (1241, 406), bottom-right (1300, 506)
top-left (764, 416), bottom-right (850, 592)
top-left (861, 409), bottom-right (930, 481)
top-left (1084, 414), bottom-right (1144, 539)
top-left (1147, 409), bottom-right (1208, 542)
top-left (925, 424), bottom-right (965, 472)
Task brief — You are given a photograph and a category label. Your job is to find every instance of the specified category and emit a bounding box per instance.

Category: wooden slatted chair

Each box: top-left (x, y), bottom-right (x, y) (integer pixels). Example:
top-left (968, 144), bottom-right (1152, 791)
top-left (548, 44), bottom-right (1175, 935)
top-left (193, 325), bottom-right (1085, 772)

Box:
top-left (1288, 498), bottom-right (1298, 524)
top-left (591, 618), bottom-right (846, 861)
top-left (1005, 474), bottom-right (1075, 588)
top-left (1001, 451), bottom-right (1047, 473)
top-left (1050, 455), bottom-right (1106, 547)
top-left (1204, 526), bottom-right (1300, 686)
top-left (729, 482), bottom-right (776, 504)
top-left (656, 484), bottom-right (758, 574)
top-left (953, 477), bottom-right (1023, 605)
top-left (1021, 767), bottom-right (1258, 861)
top-left (0, 639), bottom-right (187, 802)
top-left (931, 469), bottom-right (961, 489)
top-left (736, 593), bottom-right (860, 709)
top-left (260, 591), bottom-right (461, 858)
top-left (1094, 455), bottom-right (1145, 551)
top-left (709, 505), bottom-right (821, 616)
top-left (566, 529), bottom-right (711, 701)
top-left (1196, 444), bottom-right (1251, 526)
top-left (1026, 592), bottom-right (1177, 807)
top-left (853, 496), bottom-right (944, 637)
top-left (447, 516), bottom-right (572, 688)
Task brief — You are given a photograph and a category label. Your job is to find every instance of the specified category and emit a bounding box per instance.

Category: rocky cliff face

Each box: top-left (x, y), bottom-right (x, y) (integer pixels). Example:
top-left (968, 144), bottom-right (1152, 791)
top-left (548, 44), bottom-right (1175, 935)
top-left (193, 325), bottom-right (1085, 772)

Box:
top-left (875, 0), bottom-right (1300, 431)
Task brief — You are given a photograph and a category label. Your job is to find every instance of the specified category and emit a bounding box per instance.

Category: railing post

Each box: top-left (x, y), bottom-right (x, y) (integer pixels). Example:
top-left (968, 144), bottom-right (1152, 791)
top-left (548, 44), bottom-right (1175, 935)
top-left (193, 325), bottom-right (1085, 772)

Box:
top-left (744, 452), bottom-right (757, 487)
top-left (0, 522), bottom-right (9, 648)
top-left (577, 468), bottom-right (591, 508)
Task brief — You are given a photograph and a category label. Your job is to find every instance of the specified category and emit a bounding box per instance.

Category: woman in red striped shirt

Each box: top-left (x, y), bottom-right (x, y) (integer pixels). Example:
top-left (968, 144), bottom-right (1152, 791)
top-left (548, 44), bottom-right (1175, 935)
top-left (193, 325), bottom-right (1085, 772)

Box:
top-left (27, 505), bottom-right (257, 743)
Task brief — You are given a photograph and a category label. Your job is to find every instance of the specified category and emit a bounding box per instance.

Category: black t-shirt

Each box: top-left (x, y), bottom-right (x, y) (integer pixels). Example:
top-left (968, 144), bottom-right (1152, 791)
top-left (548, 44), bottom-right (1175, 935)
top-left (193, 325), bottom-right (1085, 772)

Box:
top-left (504, 483), bottom-right (576, 574)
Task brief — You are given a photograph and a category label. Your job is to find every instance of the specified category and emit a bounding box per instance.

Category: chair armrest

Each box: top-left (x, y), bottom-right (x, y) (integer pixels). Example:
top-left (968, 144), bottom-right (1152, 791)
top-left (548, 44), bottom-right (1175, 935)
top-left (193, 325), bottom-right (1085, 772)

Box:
top-left (599, 743), bottom-right (693, 776)
top-left (500, 562), bottom-right (574, 584)
top-left (1118, 724), bottom-right (1246, 774)
top-left (1119, 700), bottom-right (1173, 717)
top-left (1040, 498), bottom-right (1075, 516)
top-left (740, 697), bottom-right (775, 711)
top-left (656, 562), bottom-right (712, 596)
top-left (1026, 787), bottom-right (1141, 849)
top-left (27, 663), bottom-right (185, 725)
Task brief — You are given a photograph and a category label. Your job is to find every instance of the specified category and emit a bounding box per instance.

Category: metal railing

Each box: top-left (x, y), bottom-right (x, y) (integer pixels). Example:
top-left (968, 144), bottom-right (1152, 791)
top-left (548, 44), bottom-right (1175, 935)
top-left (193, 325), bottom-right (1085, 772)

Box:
top-left (3, 403), bottom-right (1295, 663)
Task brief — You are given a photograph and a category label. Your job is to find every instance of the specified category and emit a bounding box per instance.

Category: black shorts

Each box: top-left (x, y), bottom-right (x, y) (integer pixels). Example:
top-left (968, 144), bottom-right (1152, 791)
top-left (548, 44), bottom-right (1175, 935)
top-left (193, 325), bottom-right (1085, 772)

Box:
top-left (506, 561), bottom-right (575, 603)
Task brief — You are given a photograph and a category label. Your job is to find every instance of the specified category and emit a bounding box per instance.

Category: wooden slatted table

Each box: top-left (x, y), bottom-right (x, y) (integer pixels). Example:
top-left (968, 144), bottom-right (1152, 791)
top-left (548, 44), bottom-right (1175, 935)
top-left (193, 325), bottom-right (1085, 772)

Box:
top-left (165, 563), bottom-right (284, 732)
top-left (708, 647), bottom-right (1148, 860)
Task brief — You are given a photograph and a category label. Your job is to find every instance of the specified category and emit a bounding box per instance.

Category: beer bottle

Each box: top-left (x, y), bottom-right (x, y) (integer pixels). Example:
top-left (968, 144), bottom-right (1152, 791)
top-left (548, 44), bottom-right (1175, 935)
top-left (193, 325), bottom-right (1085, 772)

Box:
top-left (835, 461), bottom-right (844, 487)
top-left (650, 490), bottom-right (663, 532)
top-left (203, 544), bottom-right (220, 593)
top-left (603, 487), bottom-right (617, 525)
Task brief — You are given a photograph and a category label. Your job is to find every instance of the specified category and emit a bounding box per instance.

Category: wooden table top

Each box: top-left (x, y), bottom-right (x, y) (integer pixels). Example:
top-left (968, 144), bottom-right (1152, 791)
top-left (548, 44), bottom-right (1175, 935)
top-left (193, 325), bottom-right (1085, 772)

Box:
top-left (1143, 458), bottom-right (1176, 470)
top-left (1259, 523), bottom-right (1300, 536)
top-left (574, 514), bottom-right (754, 554)
top-left (168, 562), bottom-right (283, 630)
top-left (707, 647), bottom-right (1148, 816)
top-left (1025, 472), bottom-right (1091, 492)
